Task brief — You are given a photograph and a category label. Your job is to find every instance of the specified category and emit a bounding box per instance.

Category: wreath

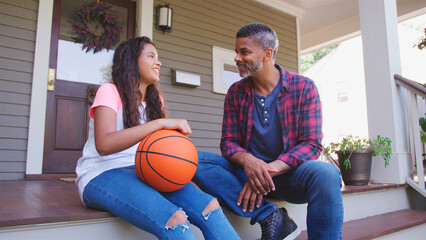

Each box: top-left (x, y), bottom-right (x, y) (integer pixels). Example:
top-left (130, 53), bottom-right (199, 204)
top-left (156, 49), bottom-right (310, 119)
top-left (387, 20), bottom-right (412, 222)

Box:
top-left (71, 1), bottom-right (122, 53)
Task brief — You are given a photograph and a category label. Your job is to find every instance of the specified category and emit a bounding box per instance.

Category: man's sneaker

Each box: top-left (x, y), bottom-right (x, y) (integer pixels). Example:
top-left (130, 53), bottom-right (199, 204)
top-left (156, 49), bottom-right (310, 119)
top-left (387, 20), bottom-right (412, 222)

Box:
top-left (260, 208), bottom-right (301, 240)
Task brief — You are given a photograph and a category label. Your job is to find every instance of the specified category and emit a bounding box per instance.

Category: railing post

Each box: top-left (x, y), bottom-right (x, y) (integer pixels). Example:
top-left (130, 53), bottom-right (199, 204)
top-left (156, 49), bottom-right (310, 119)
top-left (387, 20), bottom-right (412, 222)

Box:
top-left (409, 92), bottom-right (425, 190)
top-left (395, 74), bottom-right (426, 197)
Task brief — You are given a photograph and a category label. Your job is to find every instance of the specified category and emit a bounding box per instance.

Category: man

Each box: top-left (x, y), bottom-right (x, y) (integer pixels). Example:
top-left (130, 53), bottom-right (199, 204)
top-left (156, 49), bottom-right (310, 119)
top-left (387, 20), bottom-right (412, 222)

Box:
top-left (194, 23), bottom-right (343, 240)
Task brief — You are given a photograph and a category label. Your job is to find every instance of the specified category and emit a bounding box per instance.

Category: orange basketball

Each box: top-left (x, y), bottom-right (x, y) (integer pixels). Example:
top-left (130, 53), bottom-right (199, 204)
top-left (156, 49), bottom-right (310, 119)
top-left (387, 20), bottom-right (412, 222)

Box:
top-left (135, 129), bottom-right (198, 192)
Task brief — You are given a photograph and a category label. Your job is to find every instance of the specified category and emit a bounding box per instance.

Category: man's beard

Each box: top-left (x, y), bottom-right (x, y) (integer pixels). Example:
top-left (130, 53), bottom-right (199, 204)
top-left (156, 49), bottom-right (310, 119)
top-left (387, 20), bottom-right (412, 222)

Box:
top-left (237, 60), bottom-right (263, 78)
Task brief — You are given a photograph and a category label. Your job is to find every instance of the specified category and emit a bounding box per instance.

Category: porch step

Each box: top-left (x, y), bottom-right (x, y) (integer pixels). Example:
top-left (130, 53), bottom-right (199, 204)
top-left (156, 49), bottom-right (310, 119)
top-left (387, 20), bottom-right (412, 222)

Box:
top-left (295, 209), bottom-right (426, 240)
top-left (0, 180), bottom-right (424, 239)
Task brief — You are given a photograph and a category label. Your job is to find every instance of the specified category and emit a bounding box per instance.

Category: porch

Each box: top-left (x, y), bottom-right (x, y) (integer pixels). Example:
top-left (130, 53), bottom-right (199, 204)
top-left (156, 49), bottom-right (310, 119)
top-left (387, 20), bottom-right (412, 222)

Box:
top-left (2, 72), bottom-right (424, 239)
top-left (1, 178), bottom-right (425, 240)
top-left (1, 0), bottom-right (425, 239)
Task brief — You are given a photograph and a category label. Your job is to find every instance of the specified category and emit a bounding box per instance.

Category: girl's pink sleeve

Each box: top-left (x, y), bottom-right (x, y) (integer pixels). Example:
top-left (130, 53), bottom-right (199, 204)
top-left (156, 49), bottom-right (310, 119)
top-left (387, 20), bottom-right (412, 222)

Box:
top-left (89, 83), bottom-right (122, 119)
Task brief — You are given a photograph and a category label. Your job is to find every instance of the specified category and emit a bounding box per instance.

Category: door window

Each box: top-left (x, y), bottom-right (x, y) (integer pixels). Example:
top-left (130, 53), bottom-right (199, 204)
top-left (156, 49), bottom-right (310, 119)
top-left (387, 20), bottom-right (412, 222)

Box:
top-left (56, 0), bottom-right (129, 85)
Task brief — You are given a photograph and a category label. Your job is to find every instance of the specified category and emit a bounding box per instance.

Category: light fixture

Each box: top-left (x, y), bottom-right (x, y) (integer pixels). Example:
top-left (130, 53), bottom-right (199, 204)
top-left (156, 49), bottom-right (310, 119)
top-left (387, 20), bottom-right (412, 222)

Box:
top-left (172, 69), bottom-right (200, 87)
top-left (156, 3), bottom-right (172, 33)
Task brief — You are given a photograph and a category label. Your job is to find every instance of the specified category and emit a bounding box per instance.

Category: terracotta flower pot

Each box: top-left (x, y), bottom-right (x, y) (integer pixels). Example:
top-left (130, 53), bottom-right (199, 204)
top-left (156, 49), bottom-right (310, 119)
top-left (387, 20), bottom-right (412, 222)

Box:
top-left (337, 150), bottom-right (372, 186)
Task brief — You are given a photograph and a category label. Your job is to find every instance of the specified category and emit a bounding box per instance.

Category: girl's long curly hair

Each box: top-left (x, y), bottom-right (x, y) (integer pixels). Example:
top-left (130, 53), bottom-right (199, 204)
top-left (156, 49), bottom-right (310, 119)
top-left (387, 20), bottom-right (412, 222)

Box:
top-left (112, 37), bottom-right (166, 129)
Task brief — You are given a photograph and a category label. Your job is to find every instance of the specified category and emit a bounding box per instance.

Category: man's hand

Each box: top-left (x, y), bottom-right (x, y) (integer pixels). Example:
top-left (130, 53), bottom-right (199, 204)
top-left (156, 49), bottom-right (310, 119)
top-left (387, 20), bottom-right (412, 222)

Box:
top-left (239, 153), bottom-right (277, 195)
top-left (236, 160), bottom-right (293, 212)
top-left (237, 182), bottom-right (264, 212)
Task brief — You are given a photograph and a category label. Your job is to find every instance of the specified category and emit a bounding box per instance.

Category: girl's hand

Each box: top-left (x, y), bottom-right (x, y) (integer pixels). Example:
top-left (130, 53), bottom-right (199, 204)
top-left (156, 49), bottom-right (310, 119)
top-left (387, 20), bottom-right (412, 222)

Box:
top-left (159, 118), bottom-right (192, 135)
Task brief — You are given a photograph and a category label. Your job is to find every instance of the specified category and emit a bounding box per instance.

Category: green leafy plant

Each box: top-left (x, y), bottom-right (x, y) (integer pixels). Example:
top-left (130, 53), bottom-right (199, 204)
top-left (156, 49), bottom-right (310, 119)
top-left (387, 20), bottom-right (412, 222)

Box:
top-left (420, 117), bottom-right (426, 144)
top-left (324, 135), bottom-right (392, 170)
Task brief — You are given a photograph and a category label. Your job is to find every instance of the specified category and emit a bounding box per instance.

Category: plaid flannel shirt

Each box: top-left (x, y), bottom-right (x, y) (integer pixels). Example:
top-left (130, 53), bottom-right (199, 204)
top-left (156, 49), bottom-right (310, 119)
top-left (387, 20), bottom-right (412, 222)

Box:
top-left (220, 65), bottom-right (323, 168)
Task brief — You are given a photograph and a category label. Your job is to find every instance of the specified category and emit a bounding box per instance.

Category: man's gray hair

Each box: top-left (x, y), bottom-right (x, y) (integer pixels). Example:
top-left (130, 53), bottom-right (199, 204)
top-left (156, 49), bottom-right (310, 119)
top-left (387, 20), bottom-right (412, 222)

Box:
top-left (236, 23), bottom-right (279, 58)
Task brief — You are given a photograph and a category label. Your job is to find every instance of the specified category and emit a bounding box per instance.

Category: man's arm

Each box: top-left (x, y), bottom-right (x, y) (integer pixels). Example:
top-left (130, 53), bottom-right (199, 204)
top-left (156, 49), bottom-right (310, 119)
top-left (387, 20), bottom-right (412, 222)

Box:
top-left (220, 85), bottom-right (248, 160)
top-left (277, 77), bottom-right (323, 168)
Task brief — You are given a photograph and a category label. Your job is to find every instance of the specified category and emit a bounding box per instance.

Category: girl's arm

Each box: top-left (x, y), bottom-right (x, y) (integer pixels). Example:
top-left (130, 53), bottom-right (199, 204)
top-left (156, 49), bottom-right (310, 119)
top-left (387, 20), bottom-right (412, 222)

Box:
top-left (94, 106), bottom-right (191, 156)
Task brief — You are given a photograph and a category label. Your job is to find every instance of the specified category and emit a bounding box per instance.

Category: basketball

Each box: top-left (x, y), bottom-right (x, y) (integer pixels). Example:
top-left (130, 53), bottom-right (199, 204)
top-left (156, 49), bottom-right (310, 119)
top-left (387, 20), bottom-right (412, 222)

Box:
top-left (135, 129), bottom-right (198, 192)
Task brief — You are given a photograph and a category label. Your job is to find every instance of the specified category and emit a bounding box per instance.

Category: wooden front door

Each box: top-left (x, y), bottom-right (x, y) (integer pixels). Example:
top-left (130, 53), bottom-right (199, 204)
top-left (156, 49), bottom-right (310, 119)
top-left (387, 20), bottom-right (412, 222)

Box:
top-left (43, 0), bottom-right (135, 173)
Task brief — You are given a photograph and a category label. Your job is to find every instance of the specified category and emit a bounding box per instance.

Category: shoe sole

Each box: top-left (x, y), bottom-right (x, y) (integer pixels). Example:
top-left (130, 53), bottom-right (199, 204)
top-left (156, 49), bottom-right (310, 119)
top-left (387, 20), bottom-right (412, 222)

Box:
top-left (282, 227), bottom-right (301, 240)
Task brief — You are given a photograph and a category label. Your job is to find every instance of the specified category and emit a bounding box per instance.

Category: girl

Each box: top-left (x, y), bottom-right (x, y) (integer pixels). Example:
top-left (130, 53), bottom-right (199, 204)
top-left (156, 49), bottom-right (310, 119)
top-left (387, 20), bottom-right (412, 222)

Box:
top-left (76, 37), bottom-right (240, 240)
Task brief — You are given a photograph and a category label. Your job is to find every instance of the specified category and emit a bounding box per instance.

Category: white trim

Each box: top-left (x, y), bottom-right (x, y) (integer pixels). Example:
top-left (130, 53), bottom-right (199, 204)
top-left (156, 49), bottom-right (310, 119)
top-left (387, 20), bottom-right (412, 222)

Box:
top-left (212, 46), bottom-right (238, 94)
top-left (301, 15), bottom-right (361, 55)
top-left (296, 17), bottom-right (301, 73)
top-left (253, 0), bottom-right (305, 18)
top-left (0, 218), bottom-right (118, 233)
top-left (406, 177), bottom-right (426, 198)
top-left (26, 0), bottom-right (54, 174)
top-left (300, 3), bottom-right (426, 54)
top-left (0, 217), bottom-right (155, 239)
top-left (301, 31), bottom-right (361, 55)
top-left (136, 0), bottom-right (153, 39)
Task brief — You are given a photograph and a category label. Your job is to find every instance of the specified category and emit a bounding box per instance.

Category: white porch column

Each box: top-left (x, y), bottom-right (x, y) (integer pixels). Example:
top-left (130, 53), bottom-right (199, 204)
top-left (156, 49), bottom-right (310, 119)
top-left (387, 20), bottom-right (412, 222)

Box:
top-left (26, 0), bottom-right (54, 174)
top-left (136, 0), bottom-right (153, 39)
top-left (358, 0), bottom-right (410, 184)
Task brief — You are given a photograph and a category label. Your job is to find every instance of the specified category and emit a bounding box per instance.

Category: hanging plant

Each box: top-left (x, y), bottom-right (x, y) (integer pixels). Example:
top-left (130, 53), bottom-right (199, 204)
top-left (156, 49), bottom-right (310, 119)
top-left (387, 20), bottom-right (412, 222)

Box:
top-left (414, 28), bottom-right (426, 51)
top-left (71, 1), bottom-right (122, 53)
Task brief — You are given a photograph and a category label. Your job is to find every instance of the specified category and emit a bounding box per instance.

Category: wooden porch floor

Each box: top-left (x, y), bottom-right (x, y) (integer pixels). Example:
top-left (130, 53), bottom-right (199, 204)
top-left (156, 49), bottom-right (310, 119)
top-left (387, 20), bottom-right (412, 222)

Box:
top-left (0, 179), bottom-right (424, 239)
top-left (0, 179), bottom-right (112, 227)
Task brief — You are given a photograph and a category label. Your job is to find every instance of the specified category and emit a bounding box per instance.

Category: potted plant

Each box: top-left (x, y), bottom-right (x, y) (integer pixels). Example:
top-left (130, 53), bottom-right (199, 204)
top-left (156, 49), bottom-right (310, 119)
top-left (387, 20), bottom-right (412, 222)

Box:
top-left (324, 135), bottom-right (392, 185)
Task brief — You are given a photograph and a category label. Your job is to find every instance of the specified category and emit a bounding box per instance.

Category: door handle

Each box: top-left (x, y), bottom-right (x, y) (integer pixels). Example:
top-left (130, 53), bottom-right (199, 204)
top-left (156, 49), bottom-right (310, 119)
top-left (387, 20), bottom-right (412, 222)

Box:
top-left (47, 68), bottom-right (56, 91)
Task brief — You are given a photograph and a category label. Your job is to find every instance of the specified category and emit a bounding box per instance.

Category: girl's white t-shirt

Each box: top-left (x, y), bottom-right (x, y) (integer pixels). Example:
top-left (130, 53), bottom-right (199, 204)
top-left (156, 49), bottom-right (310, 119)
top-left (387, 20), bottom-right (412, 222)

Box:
top-left (75, 83), bottom-right (146, 203)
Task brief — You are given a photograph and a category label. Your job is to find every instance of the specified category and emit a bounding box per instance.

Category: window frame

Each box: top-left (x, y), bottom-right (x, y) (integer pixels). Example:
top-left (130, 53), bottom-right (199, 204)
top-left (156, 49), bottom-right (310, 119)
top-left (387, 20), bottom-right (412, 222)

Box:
top-left (212, 46), bottom-right (239, 94)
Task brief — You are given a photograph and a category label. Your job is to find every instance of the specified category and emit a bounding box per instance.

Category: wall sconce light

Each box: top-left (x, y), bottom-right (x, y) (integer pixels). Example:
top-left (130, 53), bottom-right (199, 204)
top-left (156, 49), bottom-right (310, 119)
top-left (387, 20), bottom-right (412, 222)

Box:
top-left (156, 3), bottom-right (173, 33)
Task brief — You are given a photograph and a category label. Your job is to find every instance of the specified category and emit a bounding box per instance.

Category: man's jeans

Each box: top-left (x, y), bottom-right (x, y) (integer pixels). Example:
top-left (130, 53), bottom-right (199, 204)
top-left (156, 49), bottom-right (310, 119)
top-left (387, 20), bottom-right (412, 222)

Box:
top-left (193, 151), bottom-right (344, 240)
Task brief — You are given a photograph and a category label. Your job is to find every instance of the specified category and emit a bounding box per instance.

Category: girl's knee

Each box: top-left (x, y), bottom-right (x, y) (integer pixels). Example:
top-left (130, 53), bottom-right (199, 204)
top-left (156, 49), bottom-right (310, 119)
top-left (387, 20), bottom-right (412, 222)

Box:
top-left (164, 217), bottom-right (194, 239)
top-left (167, 209), bottom-right (188, 227)
top-left (202, 198), bottom-right (220, 215)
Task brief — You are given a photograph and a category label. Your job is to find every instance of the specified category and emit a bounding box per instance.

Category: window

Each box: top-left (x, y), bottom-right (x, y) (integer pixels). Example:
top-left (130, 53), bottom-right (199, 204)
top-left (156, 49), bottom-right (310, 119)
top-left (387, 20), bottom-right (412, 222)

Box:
top-left (337, 93), bottom-right (348, 102)
top-left (212, 46), bottom-right (240, 94)
top-left (56, 0), bottom-right (129, 85)
top-left (336, 80), bottom-right (349, 102)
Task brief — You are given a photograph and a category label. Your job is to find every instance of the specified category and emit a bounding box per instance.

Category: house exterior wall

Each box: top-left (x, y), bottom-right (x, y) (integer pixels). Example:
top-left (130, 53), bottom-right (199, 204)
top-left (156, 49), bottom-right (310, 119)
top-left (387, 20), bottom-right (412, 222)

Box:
top-left (0, 0), bottom-right (38, 180)
top-left (152, 0), bottom-right (298, 153)
top-left (0, 0), bottom-right (298, 180)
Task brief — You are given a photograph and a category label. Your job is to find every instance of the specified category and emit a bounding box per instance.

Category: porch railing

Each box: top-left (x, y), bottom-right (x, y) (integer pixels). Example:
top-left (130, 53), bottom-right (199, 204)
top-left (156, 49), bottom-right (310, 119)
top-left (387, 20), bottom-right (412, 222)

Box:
top-left (395, 74), bottom-right (426, 197)
top-left (318, 152), bottom-right (339, 169)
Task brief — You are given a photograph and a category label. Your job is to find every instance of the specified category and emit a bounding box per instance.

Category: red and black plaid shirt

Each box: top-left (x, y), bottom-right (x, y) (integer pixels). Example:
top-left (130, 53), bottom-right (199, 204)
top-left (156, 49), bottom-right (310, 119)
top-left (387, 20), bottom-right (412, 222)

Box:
top-left (220, 65), bottom-right (323, 168)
